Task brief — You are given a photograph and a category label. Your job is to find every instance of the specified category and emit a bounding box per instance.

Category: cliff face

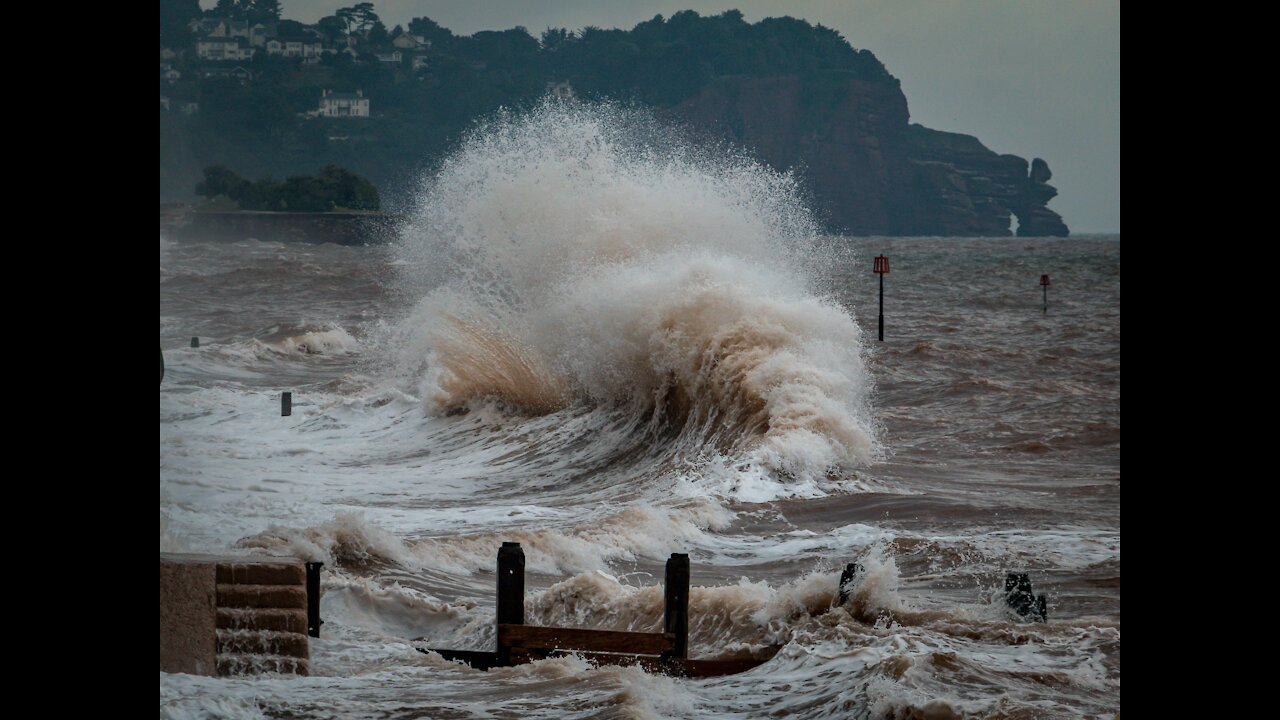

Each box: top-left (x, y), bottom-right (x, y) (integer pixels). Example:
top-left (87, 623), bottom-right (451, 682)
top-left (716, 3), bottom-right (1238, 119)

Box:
top-left (670, 75), bottom-right (1068, 236)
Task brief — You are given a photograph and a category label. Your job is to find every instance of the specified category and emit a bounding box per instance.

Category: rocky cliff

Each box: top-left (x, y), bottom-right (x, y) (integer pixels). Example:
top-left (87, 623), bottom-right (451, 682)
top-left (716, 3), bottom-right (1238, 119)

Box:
top-left (671, 75), bottom-right (1069, 236)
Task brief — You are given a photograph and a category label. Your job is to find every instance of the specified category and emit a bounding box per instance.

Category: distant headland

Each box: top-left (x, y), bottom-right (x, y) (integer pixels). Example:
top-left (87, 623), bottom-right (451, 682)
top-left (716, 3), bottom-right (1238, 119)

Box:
top-left (160, 3), bottom-right (1068, 236)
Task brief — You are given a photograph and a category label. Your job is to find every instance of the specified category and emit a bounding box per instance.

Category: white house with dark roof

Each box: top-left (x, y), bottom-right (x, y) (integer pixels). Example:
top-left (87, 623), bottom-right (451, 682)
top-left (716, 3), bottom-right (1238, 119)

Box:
top-left (190, 18), bottom-right (250, 39)
top-left (376, 50), bottom-right (403, 64)
top-left (267, 37), bottom-right (324, 58)
top-left (392, 31), bottom-right (424, 50)
top-left (319, 89), bottom-right (370, 118)
top-left (197, 37), bottom-right (256, 61)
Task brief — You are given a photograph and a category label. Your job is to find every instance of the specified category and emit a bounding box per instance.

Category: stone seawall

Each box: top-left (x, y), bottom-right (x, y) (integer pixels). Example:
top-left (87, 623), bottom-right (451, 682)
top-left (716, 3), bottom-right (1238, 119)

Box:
top-left (160, 553), bottom-right (312, 676)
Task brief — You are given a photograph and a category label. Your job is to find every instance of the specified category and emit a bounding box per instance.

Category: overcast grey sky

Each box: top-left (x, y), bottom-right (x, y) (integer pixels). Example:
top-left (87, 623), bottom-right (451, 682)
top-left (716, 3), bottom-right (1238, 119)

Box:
top-left (221, 1), bottom-right (1119, 232)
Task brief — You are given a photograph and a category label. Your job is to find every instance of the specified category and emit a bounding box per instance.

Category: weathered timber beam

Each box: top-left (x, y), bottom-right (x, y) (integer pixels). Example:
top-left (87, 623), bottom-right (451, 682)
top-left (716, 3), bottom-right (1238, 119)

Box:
top-left (539, 649), bottom-right (782, 678)
top-left (498, 624), bottom-right (674, 655)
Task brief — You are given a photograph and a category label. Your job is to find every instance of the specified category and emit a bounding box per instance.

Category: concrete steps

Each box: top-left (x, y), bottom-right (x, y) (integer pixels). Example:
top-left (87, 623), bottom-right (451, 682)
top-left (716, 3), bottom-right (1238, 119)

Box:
top-left (161, 553), bottom-right (315, 677)
top-left (217, 608), bottom-right (309, 634)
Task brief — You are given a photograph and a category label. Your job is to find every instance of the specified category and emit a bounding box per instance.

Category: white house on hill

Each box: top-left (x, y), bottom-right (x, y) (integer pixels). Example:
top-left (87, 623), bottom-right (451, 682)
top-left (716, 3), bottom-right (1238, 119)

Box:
top-left (320, 89), bottom-right (370, 118)
top-left (547, 80), bottom-right (575, 100)
top-left (267, 38), bottom-right (324, 58)
top-left (197, 37), bottom-right (256, 61)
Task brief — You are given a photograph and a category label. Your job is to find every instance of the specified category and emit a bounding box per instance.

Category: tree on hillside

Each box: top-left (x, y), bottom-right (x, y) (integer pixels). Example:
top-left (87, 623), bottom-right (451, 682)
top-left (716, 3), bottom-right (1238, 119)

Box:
top-left (194, 165), bottom-right (380, 211)
top-left (317, 165), bottom-right (380, 210)
top-left (159, 0), bottom-right (201, 48)
top-left (276, 19), bottom-right (307, 38)
top-left (247, 0), bottom-right (281, 24)
top-left (336, 3), bottom-right (380, 34)
top-left (540, 27), bottom-right (574, 51)
top-left (461, 27), bottom-right (539, 67)
top-left (195, 165), bottom-right (248, 200)
top-left (208, 0), bottom-right (242, 19)
top-left (408, 16), bottom-right (455, 48)
top-left (316, 15), bottom-right (349, 43)
top-left (368, 20), bottom-right (391, 49)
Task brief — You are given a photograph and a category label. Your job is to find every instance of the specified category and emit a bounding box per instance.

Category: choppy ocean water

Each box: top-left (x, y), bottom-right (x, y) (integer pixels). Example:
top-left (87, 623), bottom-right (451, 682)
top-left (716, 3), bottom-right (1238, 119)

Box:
top-left (160, 104), bottom-right (1118, 719)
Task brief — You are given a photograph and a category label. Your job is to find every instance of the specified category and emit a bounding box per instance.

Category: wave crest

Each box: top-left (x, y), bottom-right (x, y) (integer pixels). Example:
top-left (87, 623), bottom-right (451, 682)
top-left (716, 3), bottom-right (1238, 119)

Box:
top-left (396, 101), bottom-right (878, 483)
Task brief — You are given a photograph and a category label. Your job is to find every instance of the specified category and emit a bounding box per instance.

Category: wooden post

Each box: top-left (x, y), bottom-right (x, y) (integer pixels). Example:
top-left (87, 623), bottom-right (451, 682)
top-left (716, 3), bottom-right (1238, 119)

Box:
top-left (191, 336), bottom-right (199, 348)
top-left (664, 553), bottom-right (689, 659)
top-left (305, 561), bottom-right (323, 638)
top-left (878, 271), bottom-right (885, 342)
top-left (496, 542), bottom-right (525, 665)
top-left (282, 392), bottom-right (292, 416)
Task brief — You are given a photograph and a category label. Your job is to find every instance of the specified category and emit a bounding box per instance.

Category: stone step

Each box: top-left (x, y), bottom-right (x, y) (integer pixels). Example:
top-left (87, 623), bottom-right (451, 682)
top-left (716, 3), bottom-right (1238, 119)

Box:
top-left (216, 629), bottom-right (309, 658)
top-left (216, 607), bottom-right (309, 634)
top-left (216, 584), bottom-right (307, 610)
top-left (216, 561), bottom-right (304, 586)
top-left (216, 653), bottom-right (309, 677)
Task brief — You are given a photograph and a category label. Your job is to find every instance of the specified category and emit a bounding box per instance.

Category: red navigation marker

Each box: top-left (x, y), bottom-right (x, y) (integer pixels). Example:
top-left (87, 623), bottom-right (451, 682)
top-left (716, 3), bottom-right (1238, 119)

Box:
top-left (1040, 274), bottom-right (1050, 286)
top-left (874, 255), bottom-right (889, 341)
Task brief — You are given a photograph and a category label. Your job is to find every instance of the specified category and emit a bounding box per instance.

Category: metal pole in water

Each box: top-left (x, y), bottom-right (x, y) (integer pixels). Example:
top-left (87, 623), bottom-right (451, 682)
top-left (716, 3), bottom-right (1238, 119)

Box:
top-left (1040, 274), bottom-right (1051, 314)
top-left (191, 336), bottom-right (199, 348)
top-left (873, 255), bottom-right (890, 341)
top-left (282, 392), bottom-right (292, 416)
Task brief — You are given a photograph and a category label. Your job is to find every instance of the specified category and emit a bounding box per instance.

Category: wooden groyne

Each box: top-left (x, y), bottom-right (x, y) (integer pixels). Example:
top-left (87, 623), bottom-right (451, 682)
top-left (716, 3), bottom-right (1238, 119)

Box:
top-left (421, 543), bottom-right (780, 677)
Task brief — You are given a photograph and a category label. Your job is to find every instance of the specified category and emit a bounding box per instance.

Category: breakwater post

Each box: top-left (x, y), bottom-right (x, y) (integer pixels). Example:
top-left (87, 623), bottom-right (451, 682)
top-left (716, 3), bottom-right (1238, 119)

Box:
top-left (496, 542), bottom-right (526, 665)
top-left (305, 562), bottom-right (324, 638)
top-left (1040, 274), bottom-right (1051, 314)
top-left (664, 553), bottom-right (690, 660)
top-left (191, 336), bottom-right (200, 348)
top-left (282, 392), bottom-right (292, 416)
top-left (873, 255), bottom-right (890, 341)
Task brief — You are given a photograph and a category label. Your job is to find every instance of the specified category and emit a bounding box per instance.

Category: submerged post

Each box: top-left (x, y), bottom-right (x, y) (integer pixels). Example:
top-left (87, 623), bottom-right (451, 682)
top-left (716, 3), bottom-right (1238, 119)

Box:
top-left (837, 562), bottom-right (864, 606)
top-left (496, 542), bottom-right (525, 665)
top-left (282, 392), bottom-right (292, 416)
top-left (873, 255), bottom-right (890, 341)
top-left (1004, 572), bottom-right (1047, 622)
top-left (1040, 274), bottom-right (1051, 314)
top-left (191, 336), bottom-right (199, 348)
top-left (664, 553), bottom-right (690, 659)
top-left (305, 561), bottom-right (324, 638)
